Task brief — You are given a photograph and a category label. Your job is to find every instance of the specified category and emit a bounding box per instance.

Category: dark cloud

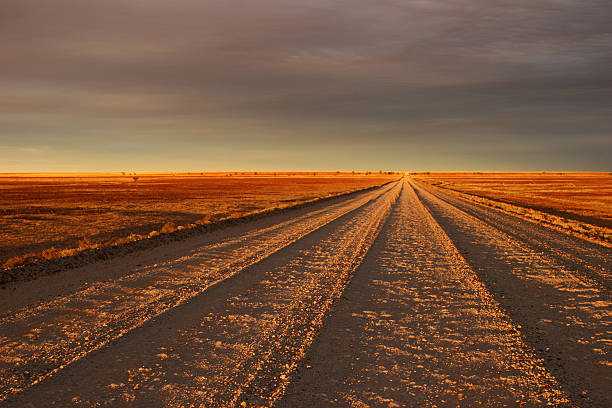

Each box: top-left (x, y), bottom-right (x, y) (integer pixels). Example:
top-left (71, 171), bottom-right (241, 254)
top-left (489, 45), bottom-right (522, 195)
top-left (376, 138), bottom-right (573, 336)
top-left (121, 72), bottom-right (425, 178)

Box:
top-left (1, 0), bottom-right (611, 171)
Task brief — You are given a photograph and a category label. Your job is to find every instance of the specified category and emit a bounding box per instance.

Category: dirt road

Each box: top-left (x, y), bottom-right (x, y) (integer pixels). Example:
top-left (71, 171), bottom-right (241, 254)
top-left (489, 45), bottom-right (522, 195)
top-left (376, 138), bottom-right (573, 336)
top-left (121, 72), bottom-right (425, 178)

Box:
top-left (1, 179), bottom-right (610, 407)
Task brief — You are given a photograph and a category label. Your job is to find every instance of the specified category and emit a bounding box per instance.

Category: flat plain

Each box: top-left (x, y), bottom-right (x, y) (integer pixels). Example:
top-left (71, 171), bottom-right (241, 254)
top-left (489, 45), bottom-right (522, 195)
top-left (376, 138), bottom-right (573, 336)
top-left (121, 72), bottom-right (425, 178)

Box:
top-left (0, 175), bottom-right (610, 407)
top-left (414, 172), bottom-right (612, 245)
top-left (0, 173), bottom-right (395, 269)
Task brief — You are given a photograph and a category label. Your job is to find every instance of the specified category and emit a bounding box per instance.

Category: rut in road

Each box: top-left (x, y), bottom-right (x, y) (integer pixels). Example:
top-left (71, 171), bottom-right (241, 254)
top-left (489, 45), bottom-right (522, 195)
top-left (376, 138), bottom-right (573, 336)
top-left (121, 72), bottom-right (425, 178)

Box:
top-left (412, 180), bottom-right (612, 407)
top-left (0, 181), bottom-right (398, 402)
top-left (2, 180), bottom-right (401, 407)
top-left (413, 180), bottom-right (611, 289)
top-left (281, 180), bottom-right (569, 407)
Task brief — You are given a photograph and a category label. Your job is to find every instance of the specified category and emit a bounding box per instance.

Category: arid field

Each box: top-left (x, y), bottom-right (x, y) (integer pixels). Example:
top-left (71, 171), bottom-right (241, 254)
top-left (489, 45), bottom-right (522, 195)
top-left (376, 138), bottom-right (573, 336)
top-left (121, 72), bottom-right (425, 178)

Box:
top-left (0, 175), bottom-right (610, 407)
top-left (0, 172), bottom-right (396, 269)
top-left (414, 172), bottom-right (612, 246)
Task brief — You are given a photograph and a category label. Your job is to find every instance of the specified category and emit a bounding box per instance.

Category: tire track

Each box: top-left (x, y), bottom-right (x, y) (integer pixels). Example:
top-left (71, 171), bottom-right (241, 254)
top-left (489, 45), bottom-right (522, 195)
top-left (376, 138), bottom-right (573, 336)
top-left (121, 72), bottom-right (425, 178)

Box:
top-left (414, 179), bottom-right (611, 289)
top-left (281, 180), bottom-right (570, 407)
top-left (3, 178), bottom-right (401, 407)
top-left (411, 179), bottom-right (612, 407)
top-left (0, 181), bottom-right (399, 403)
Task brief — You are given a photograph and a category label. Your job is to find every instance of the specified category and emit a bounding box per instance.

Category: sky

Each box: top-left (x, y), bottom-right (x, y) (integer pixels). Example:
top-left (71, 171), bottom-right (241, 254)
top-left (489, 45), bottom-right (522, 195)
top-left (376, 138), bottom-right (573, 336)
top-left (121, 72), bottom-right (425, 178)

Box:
top-left (1, 0), bottom-right (611, 172)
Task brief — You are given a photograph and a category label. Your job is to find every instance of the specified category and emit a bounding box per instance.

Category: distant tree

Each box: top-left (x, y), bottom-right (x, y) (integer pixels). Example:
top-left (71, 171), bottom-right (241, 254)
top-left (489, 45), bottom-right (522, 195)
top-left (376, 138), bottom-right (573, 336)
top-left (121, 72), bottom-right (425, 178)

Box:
top-left (132, 176), bottom-right (139, 181)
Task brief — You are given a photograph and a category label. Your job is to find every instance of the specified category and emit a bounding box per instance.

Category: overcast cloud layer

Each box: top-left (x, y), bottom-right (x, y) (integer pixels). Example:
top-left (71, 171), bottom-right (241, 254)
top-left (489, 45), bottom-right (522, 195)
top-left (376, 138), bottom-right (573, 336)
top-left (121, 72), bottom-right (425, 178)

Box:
top-left (1, 0), bottom-right (611, 171)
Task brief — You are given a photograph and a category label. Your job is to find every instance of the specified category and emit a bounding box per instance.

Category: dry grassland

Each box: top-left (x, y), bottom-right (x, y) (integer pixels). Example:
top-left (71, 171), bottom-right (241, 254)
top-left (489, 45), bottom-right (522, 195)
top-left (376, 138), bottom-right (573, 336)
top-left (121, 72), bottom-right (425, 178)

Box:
top-left (0, 172), bottom-right (397, 269)
top-left (413, 172), bottom-right (612, 245)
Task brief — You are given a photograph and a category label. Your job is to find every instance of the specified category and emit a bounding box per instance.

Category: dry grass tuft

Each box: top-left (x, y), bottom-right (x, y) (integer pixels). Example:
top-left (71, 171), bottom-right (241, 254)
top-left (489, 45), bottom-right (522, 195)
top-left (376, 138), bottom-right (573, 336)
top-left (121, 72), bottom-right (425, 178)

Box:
top-left (160, 222), bottom-right (177, 234)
